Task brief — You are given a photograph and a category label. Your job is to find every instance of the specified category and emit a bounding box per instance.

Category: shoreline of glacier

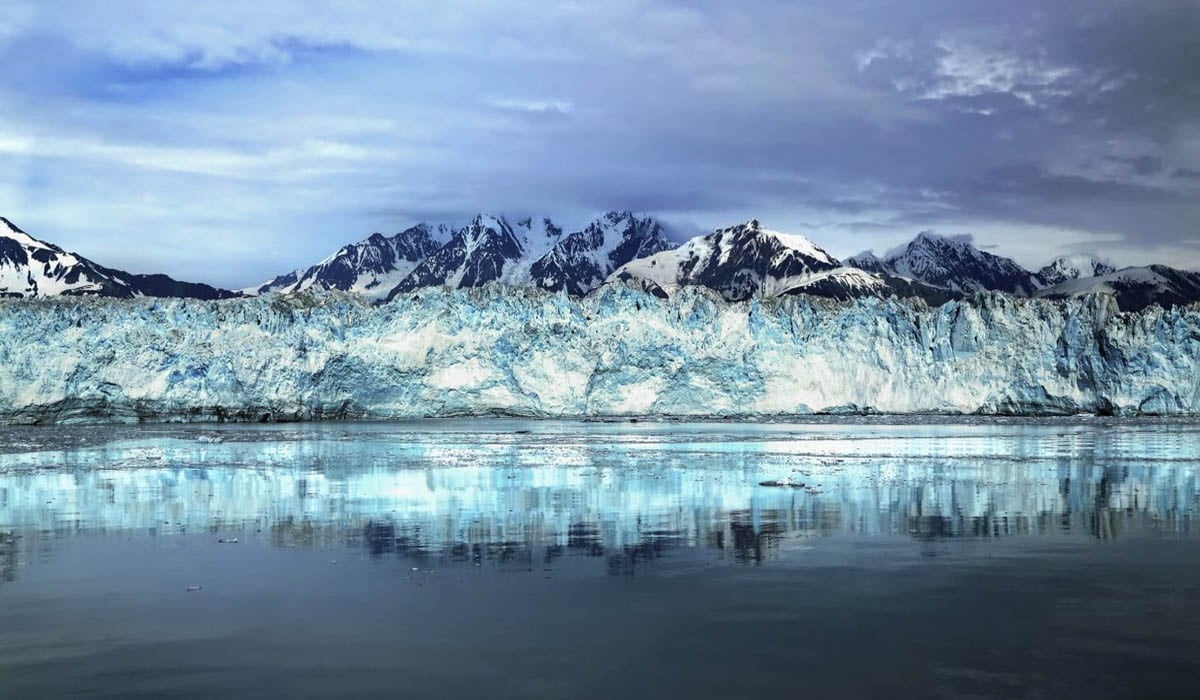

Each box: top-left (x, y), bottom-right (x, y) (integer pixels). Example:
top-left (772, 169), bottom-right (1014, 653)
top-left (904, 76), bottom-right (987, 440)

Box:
top-left (1, 285), bottom-right (1197, 425)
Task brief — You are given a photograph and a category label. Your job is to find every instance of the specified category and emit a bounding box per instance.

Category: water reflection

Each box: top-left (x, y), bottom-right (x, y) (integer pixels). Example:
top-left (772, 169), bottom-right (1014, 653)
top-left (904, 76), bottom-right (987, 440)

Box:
top-left (0, 420), bottom-right (1197, 581)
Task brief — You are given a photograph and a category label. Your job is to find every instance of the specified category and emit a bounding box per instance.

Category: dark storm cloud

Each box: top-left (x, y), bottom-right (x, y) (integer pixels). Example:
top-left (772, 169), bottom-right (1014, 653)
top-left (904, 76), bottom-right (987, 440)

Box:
top-left (0, 0), bottom-right (1196, 286)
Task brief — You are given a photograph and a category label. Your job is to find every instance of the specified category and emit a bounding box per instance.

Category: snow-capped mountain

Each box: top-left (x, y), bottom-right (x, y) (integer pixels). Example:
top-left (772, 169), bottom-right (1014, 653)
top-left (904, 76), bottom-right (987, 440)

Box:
top-left (1036, 265), bottom-right (1200, 312)
top-left (849, 232), bottom-right (1038, 296)
top-left (0, 216), bottom-right (235, 300)
top-left (528, 212), bottom-right (673, 296)
top-left (243, 224), bottom-right (449, 301)
top-left (1034, 255), bottom-right (1117, 288)
top-left (605, 219), bottom-right (955, 304)
top-left (606, 219), bottom-right (842, 301)
top-left (245, 212), bottom-right (669, 303)
top-left (386, 215), bottom-right (564, 300)
top-left (842, 250), bottom-right (889, 274)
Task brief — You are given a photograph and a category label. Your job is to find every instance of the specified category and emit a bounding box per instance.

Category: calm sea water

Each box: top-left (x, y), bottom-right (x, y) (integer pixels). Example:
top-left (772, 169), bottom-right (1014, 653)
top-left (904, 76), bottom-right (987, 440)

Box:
top-left (1, 418), bottom-right (1198, 699)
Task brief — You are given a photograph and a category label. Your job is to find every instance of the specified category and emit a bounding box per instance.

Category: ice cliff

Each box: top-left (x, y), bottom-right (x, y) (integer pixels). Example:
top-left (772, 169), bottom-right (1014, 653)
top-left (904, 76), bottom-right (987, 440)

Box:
top-left (0, 285), bottom-right (1197, 423)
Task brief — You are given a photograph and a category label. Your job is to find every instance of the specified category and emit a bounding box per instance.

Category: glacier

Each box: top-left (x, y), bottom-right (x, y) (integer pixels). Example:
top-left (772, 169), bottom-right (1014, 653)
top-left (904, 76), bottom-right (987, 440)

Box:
top-left (0, 284), bottom-right (1197, 423)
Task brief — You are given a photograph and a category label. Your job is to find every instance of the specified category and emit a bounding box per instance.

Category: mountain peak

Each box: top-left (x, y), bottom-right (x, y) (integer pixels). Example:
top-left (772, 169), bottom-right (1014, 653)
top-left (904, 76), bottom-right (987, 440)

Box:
top-left (845, 250), bottom-right (889, 274)
top-left (1, 216), bottom-right (26, 234)
top-left (720, 221), bottom-right (836, 268)
top-left (600, 210), bottom-right (638, 224)
top-left (875, 231), bottom-right (1036, 295)
top-left (905, 230), bottom-right (976, 252)
top-left (0, 217), bottom-right (47, 250)
top-left (607, 221), bottom-right (839, 301)
top-left (468, 213), bottom-right (507, 230)
top-left (1035, 255), bottom-right (1117, 287)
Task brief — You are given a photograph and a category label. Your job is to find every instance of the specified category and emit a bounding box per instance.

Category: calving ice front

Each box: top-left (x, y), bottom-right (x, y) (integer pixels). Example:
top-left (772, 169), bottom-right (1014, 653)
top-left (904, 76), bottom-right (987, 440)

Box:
top-left (0, 284), bottom-right (1197, 424)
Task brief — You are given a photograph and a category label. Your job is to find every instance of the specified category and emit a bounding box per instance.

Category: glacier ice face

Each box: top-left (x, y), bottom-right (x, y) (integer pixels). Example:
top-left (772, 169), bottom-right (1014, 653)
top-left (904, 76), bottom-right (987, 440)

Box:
top-left (0, 286), bottom-right (1197, 423)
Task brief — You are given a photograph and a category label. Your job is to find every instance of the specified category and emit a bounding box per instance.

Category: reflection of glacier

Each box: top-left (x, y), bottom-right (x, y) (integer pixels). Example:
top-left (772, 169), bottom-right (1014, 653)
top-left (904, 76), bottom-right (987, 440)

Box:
top-left (2, 422), bottom-right (1198, 566)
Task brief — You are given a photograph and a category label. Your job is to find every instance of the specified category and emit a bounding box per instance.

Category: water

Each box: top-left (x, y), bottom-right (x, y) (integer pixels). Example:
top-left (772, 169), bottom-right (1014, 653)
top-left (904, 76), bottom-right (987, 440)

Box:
top-left (1, 418), bottom-right (1198, 699)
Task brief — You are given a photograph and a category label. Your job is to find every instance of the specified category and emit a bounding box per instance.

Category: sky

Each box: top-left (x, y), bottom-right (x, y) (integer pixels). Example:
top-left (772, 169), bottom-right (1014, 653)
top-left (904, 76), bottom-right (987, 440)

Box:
top-left (0, 0), bottom-right (1197, 288)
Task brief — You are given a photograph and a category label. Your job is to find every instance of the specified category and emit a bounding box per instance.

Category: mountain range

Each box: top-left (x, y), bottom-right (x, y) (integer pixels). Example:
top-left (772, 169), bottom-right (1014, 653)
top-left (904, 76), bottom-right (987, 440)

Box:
top-left (3, 213), bottom-right (1198, 311)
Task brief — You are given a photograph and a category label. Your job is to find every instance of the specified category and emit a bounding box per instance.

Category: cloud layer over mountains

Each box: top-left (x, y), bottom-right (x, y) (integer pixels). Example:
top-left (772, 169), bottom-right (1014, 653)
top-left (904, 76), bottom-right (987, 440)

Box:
top-left (0, 1), bottom-right (1196, 287)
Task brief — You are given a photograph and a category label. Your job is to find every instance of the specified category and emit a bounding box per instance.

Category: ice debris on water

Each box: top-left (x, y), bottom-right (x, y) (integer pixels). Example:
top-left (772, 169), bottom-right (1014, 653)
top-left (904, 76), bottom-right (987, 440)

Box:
top-left (759, 478), bottom-right (805, 488)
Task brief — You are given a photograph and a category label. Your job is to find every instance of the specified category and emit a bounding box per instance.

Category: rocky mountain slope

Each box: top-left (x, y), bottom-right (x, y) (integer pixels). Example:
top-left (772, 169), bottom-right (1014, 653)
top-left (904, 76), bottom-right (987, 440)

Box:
top-left (243, 224), bottom-right (449, 301)
top-left (846, 232), bottom-right (1038, 295)
top-left (607, 219), bottom-right (841, 301)
top-left (1035, 265), bottom-right (1200, 312)
top-left (1034, 255), bottom-right (1117, 287)
top-left (0, 217), bottom-right (235, 300)
top-left (609, 219), bottom-right (958, 304)
top-left (379, 212), bottom-right (673, 300)
top-left (528, 211), bottom-right (673, 296)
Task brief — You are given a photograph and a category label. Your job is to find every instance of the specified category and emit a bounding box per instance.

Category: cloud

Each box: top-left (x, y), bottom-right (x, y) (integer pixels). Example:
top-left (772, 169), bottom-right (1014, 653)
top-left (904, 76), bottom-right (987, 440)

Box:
top-left (1104, 154), bottom-right (1164, 176)
top-left (921, 39), bottom-right (1081, 107)
top-left (0, 0), bottom-right (1197, 287)
top-left (486, 98), bottom-right (574, 116)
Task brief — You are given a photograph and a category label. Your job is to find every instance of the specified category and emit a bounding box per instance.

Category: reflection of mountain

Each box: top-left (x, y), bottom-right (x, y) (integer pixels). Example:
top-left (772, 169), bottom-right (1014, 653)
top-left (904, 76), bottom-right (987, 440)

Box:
top-left (2, 422), bottom-right (1198, 584)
